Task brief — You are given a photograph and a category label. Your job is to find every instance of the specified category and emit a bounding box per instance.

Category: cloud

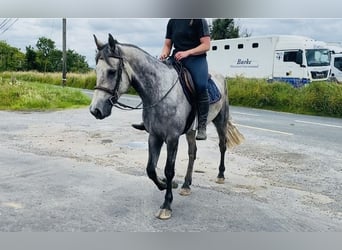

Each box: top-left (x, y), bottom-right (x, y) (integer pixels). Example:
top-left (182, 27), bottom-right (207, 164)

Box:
top-left (2, 18), bottom-right (342, 68)
top-left (1, 18), bottom-right (169, 67)
top-left (237, 18), bottom-right (342, 43)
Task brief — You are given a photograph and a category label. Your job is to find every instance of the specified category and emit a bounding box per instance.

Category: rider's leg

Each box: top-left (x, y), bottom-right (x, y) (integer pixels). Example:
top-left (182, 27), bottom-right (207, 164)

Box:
top-left (182, 55), bottom-right (209, 140)
top-left (195, 90), bottom-right (209, 140)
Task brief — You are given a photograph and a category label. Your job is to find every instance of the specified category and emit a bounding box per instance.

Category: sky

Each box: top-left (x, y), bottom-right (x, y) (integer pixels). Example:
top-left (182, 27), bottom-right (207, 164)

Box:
top-left (1, 18), bottom-right (342, 68)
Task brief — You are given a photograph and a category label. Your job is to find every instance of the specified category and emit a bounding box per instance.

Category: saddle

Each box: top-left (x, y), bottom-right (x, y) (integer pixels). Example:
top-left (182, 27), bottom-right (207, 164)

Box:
top-left (172, 60), bottom-right (196, 104)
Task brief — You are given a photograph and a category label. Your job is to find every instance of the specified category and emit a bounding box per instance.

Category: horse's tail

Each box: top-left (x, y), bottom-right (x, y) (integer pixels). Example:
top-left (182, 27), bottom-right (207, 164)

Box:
top-left (222, 77), bottom-right (244, 149)
top-left (227, 117), bottom-right (245, 149)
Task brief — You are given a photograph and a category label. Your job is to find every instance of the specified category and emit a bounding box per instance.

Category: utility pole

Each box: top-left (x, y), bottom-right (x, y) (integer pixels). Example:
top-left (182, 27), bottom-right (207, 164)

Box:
top-left (62, 18), bottom-right (67, 86)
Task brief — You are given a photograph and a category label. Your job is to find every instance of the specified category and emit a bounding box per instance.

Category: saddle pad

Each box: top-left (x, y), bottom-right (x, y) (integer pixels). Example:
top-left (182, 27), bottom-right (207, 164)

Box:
top-left (208, 77), bottom-right (221, 104)
top-left (179, 74), bottom-right (222, 105)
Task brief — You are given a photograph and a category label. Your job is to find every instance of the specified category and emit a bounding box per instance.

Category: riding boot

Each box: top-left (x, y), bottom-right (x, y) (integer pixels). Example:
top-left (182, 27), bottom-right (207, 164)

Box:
top-left (196, 90), bottom-right (209, 140)
top-left (132, 122), bottom-right (146, 131)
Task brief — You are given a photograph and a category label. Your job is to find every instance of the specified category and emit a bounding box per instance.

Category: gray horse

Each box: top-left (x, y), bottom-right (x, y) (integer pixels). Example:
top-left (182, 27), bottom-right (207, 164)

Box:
top-left (90, 34), bottom-right (244, 220)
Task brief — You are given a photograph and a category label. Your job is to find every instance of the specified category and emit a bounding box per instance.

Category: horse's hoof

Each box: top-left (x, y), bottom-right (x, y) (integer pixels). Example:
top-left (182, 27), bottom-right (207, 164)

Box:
top-left (179, 188), bottom-right (191, 196)
top-left (155, 209), bottom-right (172, 220)
top-left (215, 177), bottom-right (225, 184)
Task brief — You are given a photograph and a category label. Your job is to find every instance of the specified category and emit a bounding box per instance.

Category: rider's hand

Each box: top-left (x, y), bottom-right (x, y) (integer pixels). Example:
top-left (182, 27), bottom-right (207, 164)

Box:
top-left (174, 51), bottom-right (190, 61)
top-left (159, 53), bottom-right (168, 60)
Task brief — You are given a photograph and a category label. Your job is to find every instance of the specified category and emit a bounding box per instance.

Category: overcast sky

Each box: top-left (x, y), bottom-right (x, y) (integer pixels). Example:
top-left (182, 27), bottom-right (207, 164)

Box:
top-left (1, 18), bottom-right (342, 68)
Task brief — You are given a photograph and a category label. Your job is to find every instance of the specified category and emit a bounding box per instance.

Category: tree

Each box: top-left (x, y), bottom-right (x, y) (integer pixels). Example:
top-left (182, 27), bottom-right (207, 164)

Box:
top-left (0, 36), bottom-right (90, 72)
top-left (209, 19), bottom-right (250, 40)
top-left (66, 49), bottom-right (90, 73)
top-left (35, 37), bottom-right (57, 72)
top-left (49, 49), bottom-right (63, 72)
top-left (34, 36), bottom-right (90, 73)
top-left (0, 41), bottom-right (25, 71)
top-left (25, 45), bottom-right (37, 71)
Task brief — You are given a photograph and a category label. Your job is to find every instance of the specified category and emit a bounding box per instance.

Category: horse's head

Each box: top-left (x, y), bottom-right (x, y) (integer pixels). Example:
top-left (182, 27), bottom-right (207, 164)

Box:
top-left (90, 34), bottom-right (132, 119)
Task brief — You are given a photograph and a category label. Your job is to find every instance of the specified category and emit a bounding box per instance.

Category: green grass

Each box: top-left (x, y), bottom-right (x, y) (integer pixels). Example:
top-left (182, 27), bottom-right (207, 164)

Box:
top-left (0, 79), bottom-right (91, 111)
top-left (0, 71), bottom-right (97, 89)
top-left (0, 71), bottom-right (140, 94)
top-left (228, 77), bottom-right (342, 118)
top-left (1, 71), bottom-right (342, 117)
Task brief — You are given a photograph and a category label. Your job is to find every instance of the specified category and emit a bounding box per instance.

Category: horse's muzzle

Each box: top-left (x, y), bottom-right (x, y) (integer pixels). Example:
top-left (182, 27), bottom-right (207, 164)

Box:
top-left (90, 107), bottom-right (105, 120)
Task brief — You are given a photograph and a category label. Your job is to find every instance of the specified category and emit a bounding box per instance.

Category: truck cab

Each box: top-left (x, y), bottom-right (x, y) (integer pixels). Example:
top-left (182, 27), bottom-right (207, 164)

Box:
top-left (273, 46), bottom-right (330, 87)
top-left (327, 44), bottom-right (342, 82)
top-left (331, 54), bottom-right (342, 82)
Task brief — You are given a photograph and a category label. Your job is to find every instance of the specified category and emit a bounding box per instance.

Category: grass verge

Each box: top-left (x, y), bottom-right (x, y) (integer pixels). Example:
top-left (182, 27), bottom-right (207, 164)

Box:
top-left (0, 71), bottom-right (97, 89)
top-left (0, 80), bottom-right (90, 111)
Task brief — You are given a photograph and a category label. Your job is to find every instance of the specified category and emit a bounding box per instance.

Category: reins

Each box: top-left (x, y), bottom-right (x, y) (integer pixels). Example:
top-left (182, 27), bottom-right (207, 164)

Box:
top-left (113, 75), bottom-right (179, 111)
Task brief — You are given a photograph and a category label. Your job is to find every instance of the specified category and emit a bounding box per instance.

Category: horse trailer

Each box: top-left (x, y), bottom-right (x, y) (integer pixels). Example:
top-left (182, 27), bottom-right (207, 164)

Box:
top-left (207, 35), bottom-right (331, 87)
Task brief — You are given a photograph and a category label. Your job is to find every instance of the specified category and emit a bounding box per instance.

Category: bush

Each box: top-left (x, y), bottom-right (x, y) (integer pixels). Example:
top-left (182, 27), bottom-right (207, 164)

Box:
top-left (301, 82), bottom-right (342, 116)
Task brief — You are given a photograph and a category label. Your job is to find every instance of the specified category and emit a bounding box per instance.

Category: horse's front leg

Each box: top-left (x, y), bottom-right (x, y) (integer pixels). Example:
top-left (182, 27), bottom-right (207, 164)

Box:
top-left (146, 134), bottom-right (167, 191)
top-left (179, 129), bottom-right (197, 196)
top-left (156, 137), bottom-right (179, 220)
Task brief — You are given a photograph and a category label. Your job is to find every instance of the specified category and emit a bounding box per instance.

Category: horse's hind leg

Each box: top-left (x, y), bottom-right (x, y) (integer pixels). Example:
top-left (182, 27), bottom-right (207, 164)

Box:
top-left (179, 130), bottom-right (197, 196)
top-left (213, 104), bottom-right (229, 184)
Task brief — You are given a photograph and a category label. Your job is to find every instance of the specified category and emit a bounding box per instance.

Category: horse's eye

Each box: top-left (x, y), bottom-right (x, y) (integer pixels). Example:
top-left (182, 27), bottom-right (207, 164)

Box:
top-left (107, 69), bottom-right (116, 78)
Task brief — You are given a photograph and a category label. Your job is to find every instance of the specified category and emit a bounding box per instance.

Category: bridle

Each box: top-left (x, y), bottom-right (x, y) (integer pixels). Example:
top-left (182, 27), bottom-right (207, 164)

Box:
top-left (94, 48), bottom-right (179, 111)
top-left (94, 50), bottom-right (124, 107)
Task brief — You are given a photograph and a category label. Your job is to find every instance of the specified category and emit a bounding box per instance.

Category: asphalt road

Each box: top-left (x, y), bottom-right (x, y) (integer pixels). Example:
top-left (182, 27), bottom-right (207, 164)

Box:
top-left (0, 96), bottom-right (341, 231)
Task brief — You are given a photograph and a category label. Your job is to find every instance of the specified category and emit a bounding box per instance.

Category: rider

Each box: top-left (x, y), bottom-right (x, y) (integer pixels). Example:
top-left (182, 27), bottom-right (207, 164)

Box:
top-left (132, 19), bottom-right (211, 140)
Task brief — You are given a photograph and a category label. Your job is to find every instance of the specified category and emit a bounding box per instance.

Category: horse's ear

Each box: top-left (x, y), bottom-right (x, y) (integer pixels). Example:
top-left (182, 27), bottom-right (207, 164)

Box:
top-left (93, 34), bottom-right (105, 50)
top-left (108, 33), bottom-right (118, 52)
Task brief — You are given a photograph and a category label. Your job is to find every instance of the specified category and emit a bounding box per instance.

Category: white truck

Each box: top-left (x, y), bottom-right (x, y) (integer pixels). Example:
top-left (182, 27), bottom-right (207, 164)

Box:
top-left (207, 35), bottom-right (331, 87)
top-left (327, 43), bottom-right (342, 82)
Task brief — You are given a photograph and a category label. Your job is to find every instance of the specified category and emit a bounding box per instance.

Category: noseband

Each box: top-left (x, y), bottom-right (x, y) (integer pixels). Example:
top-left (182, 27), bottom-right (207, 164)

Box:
top-left (94, 50), bottom-right (124, 106)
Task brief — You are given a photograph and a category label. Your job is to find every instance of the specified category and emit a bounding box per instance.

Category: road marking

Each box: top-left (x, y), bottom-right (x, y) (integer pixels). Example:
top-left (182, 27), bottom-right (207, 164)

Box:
top-left (295, 120), bottom-right (342, 129)
top-left (232, 111), bottom-right (260, 117)
top-left (237, 124), bottom-right (293, 136)
top-left (1, 202), bottom-right (24, 209)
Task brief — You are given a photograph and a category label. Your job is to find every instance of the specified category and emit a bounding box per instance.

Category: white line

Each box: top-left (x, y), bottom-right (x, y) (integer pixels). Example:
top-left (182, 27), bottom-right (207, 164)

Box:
top-left (295, 120), bottom-right (342, 129)
top-left (237, 124), bottom-right (293, 136)
top-left (232, 111), bottom-right (260, 117)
